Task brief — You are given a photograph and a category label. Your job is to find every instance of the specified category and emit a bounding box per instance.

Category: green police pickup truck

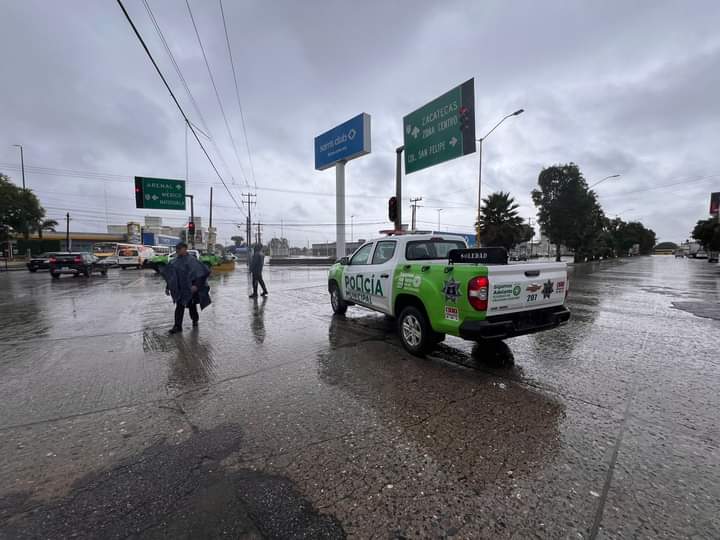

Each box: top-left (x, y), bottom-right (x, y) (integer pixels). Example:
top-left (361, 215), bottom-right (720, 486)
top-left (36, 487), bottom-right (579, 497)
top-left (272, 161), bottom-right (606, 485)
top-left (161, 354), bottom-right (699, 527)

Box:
top-left (328, 233), bottom-right (570, 356)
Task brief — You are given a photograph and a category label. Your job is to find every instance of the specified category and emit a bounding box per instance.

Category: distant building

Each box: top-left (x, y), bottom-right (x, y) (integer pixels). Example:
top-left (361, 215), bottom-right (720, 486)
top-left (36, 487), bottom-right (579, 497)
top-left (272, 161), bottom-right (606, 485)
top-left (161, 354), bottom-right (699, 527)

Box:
top-left (107, 216), bottom-right (200, 247)
top-left (311, 239), bottom-right (366, 258)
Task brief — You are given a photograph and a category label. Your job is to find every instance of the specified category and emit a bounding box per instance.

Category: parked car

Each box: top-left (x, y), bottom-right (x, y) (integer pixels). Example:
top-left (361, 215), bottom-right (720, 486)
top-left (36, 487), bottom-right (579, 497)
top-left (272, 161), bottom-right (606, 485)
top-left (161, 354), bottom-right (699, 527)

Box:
top-left (26, 252), bottom-right (57, 272)
top-left (49, 252), bottom-right (108, 279)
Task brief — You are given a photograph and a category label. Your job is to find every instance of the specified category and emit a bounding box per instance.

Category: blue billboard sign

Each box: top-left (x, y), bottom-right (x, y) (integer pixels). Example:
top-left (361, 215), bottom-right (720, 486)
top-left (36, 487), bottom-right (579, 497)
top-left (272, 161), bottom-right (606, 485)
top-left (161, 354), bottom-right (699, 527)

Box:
top-left (314, 113), bottom-right (371, 170)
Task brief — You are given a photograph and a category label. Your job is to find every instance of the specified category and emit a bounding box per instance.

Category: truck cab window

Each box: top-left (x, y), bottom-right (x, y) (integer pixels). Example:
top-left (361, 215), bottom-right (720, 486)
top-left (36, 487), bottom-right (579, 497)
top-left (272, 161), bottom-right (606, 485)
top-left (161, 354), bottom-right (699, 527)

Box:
top-left (350, 243), bottom-right (374, 265)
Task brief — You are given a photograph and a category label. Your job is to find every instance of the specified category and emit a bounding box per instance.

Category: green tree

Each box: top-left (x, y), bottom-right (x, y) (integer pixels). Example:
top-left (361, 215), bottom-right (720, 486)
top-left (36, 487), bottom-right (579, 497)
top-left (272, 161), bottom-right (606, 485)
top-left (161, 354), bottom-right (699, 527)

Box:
top-left (531, 163), bottom-right (605, 262)
top-left (0, 173), bottom-right (46, 240)
top-left (477, 191), bottom-right (531, 251)
top-left (692, 218), bottom-right (720, 251)
top-left (230, 235), bottom-right (245, 246)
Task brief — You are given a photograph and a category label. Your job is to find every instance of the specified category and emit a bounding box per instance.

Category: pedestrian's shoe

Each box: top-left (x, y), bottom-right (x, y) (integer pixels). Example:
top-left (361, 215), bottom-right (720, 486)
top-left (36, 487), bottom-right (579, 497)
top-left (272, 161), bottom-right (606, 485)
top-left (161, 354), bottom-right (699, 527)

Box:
top-left (261, 291), bottom-right (268, 296)
top-left (168, 326), bottom-right (183, 334)
top-left (249, 294), bottom-right (258, 298)
top-left (192, 320), bottom-right (199, 328)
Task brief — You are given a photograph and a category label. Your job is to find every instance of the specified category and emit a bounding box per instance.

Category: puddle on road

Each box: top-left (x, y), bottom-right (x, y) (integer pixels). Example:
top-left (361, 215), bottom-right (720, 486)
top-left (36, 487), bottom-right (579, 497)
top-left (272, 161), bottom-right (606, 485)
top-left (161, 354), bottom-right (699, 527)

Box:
top-left (671, 301), bottom-right (720, 321)
top-left (0, 424), bottom-right (345, 539)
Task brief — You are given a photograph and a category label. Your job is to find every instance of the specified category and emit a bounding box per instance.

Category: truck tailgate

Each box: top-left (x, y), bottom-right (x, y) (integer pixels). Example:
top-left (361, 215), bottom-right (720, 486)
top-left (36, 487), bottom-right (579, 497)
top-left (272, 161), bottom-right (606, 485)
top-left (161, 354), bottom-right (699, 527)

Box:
top-left (486, 263), bottom-right (567, 315)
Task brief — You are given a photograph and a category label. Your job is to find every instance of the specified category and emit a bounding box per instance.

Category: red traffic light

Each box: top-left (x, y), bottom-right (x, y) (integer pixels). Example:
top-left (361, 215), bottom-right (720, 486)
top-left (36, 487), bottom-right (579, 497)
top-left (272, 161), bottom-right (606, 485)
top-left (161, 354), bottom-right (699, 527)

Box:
top-left (188, 221), bottom-right (196, 233)
top-left (388, 197), bottom-right (398, 222)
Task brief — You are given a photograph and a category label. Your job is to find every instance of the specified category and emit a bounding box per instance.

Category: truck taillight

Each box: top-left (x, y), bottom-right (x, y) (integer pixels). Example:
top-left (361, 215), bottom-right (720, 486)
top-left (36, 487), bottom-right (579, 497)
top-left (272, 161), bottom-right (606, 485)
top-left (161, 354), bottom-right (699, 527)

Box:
top-left (468, 276), bottom-right (489, 311)
top-left (565, 279), bottom-right (570, 299)
top-left (49, 257), bottom-right (57, 264)
top-left (74, 256), bottom-right (83, 264)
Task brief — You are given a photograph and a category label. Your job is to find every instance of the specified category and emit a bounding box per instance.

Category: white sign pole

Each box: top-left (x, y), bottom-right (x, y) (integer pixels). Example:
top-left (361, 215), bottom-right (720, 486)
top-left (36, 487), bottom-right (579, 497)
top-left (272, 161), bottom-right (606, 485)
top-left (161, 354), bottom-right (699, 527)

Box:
top-left (336, 161), bottom-right (346, 260)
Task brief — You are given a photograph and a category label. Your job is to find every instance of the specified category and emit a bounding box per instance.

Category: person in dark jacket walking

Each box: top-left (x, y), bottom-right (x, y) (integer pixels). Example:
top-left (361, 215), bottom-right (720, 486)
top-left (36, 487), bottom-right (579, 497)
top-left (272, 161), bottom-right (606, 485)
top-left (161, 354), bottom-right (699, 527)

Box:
top-left (249, 243), bottom-right (268, 298)
top-left (161, 243), bottom-right (211, 334)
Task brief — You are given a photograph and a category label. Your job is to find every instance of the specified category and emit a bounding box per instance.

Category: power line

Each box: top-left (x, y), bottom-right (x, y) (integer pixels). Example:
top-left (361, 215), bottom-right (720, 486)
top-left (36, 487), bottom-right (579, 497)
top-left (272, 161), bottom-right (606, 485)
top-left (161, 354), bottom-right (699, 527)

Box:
top-left (141, 0), bottom-right (241, 190)
top-left (141, 0), bottom-right (210, 135)
top-left (185, 0), bottom-right (249, 187)
top-left (219, 0), bottom-right (256, 189)
top-left (115, 0), bottom-right (246, 220)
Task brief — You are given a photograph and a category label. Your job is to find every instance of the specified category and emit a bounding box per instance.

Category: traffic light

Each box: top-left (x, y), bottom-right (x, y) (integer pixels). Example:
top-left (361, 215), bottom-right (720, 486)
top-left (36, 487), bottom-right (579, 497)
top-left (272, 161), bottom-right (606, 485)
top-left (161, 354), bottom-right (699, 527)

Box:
top-left (388, 196), bottom-right (398, 223)
top-left (134, 177), bottom-right (144, 208)
top-left (188, 221), bottom-right (196, 238)
top-left (459, 106), bottom-right (471, 131)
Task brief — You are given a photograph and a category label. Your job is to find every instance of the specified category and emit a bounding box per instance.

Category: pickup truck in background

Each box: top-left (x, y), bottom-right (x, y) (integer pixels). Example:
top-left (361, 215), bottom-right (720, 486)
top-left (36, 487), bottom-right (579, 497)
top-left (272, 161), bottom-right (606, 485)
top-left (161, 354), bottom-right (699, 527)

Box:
top-left (328, 233), bottom-right (570, 356)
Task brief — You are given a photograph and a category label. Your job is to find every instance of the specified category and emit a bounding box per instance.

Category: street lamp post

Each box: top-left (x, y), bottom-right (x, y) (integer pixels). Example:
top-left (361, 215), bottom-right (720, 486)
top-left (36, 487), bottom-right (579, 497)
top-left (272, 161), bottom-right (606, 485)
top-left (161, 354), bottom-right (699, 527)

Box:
top-left (13, 145), bottom-right (25, 190)
top-left (476, 109), bottom-right (524, 246)
top-left (589, 174), bottom-right (620, 189)
top-left (437, 209), bottom-right (443, 231)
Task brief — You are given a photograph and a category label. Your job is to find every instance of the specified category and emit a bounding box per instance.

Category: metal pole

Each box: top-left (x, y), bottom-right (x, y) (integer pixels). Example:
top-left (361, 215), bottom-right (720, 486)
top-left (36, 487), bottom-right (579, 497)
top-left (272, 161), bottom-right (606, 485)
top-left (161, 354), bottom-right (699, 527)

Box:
top-left (437, 209), bottom-right (443, 230)
top-left (335, 161), bottom-right (346, 259)
top-left (65, 212), bottom-right (70, 250)
top-left (209, 187), bottom-right (213, 228)
top-left (395, 146), bottom-right (404, 231)
top-left (186, 194), bottom-right (195, 249)
top-left (19, 146), bottom-right (25, 190)
top-left (476, 138), bottom-right (483, 247)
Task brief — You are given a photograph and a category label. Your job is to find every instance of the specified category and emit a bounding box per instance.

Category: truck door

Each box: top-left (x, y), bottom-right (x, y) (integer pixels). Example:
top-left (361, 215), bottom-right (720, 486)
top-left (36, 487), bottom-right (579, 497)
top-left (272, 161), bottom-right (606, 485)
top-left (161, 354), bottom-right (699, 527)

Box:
top-left (342, 243), bottom-right (375, 307)
top-left (367, 240), bottom-right (397, 314)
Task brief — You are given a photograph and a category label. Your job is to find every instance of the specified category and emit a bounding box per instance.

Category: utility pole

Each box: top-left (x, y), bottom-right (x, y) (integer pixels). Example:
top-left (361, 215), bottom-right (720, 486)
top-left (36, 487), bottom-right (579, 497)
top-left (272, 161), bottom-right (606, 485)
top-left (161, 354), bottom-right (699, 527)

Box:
top-left (255, 222), bottom-right (263, 246)
top-left (185, 194), bottom-right (195, 248)
top-left (410, 197), bottom-right (423, 231)
top-left (242, 192), bottom-right (256, 267)
top-left (209, 187), bottom-right (213, 228)
top-left (437, 208), bottom-right (443, 231)
top-left (350, 215), bottom-right (355, 243)
top-left (65, 212), bottom-right (70, 251)
top-left (528, 217), bottom-right (534, 259)
top-left (13, 145), bottom-right (25, 190)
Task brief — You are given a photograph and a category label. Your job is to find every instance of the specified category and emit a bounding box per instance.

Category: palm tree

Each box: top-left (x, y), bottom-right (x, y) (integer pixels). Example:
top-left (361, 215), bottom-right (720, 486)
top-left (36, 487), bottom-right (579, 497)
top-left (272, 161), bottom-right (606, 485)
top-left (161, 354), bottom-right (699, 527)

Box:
top-left (36, 219), bottom-right (58, 239)
top-left (477, 191), bottom-right (529, 250)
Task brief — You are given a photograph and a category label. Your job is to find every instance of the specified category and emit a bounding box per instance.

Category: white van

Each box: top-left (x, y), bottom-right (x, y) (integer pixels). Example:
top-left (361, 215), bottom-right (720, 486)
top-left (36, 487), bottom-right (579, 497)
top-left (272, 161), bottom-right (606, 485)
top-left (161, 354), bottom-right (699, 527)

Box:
top-left (116, 244), bottom-right (155, 269)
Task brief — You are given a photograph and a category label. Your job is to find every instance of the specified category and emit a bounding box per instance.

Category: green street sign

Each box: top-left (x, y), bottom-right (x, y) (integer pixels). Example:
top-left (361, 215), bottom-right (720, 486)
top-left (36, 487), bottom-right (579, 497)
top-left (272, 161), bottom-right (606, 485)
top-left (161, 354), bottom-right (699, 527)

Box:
top-left (134, 177), bottom-right (186, 210)
top-left (403, 78), bottom-right (476, 174)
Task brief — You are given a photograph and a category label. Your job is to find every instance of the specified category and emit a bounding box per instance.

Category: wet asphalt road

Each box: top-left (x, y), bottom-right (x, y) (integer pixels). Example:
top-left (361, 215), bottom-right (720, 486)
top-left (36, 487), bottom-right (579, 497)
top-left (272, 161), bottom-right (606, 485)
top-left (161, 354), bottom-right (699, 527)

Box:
top-left (0, 256), bottom-right (719, 539)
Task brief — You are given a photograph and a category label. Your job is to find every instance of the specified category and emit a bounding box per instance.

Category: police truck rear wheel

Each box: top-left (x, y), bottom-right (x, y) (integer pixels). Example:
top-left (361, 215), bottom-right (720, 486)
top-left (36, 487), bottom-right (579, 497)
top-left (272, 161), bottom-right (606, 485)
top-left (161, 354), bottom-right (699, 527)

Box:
top-left (398, 306), bottom-right (433, 357)
top-left (330, 283), bottom-right (347, 315)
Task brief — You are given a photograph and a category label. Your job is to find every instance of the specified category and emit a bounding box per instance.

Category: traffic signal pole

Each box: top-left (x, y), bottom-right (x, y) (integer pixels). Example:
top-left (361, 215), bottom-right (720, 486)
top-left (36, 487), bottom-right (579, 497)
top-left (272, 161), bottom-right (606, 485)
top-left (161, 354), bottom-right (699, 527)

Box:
top-left (395, 146), bottom-right (404, 231)
top-left (186, 194), bottom-right (195, 248)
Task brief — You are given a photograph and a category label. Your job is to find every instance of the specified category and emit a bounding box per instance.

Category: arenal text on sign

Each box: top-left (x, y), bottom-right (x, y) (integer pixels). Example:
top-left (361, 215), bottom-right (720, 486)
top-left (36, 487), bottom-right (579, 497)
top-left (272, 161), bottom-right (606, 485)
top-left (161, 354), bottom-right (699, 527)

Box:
top-left (403, 79), bottom-right (476, 174)
top-left (134, 177), bottom-right (186, 210)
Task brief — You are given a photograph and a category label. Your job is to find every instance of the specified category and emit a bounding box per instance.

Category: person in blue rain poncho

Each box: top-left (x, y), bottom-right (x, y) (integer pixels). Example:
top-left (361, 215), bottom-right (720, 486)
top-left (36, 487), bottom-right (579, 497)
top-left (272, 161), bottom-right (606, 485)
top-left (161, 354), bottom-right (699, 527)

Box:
top-left (161, 243), bottom-right (211, 334)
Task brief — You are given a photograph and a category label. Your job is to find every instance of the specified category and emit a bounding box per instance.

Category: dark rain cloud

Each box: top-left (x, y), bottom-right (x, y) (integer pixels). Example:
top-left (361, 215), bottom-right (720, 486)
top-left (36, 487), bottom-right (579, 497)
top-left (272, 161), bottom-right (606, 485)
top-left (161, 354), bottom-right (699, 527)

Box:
top-left (1, 0), bottom-right (718, 244)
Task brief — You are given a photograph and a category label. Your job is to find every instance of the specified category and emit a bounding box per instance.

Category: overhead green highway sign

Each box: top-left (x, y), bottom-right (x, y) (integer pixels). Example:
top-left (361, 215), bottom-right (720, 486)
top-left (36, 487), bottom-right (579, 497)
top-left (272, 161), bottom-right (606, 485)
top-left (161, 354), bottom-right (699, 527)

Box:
top-left (403, 79), bottom-right (476, 174)
top-left (134, 177), bottom-right (186, 210)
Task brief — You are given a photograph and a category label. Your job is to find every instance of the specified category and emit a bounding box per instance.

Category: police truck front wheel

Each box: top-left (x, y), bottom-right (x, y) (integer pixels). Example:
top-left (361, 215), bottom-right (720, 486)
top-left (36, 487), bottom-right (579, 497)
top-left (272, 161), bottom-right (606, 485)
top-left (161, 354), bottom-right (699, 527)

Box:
top-left (330, 283), bottom-right (347, 315)
top-left (398, 306), bottom-right (433, 357)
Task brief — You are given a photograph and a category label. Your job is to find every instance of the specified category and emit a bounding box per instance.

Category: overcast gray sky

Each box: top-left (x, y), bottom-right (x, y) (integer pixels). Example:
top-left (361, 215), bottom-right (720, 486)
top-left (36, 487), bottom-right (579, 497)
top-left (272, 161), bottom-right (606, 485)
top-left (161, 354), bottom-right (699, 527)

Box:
top-left (1, 0), bottom-right (719, 246)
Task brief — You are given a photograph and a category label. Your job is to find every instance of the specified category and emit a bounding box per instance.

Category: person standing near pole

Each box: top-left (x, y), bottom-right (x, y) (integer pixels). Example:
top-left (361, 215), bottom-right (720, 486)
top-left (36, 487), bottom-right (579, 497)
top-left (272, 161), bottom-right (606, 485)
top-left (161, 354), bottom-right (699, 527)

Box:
top-left (162, 242), bottom-right (211, 334)
top-left (248, 243), bottom-right (268, 298)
